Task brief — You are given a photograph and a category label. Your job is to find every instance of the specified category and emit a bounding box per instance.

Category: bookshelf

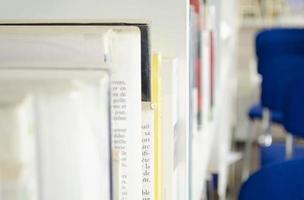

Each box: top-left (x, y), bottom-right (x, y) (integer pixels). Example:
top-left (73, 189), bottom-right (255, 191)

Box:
top-left (0, 0), bottom-right (238, 199)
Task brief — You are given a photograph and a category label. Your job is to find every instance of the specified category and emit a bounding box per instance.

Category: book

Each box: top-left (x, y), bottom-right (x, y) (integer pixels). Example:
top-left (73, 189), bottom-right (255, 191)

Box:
top-left (0, 95), bottom-right (38, 200)
top-left (151, 53), bottom-right (163, 200)
top-left (0, 68), bottom-right (112, 200)
top-left (107, 26), bottom-right (142, 200)
top-left (35, 72), bottom-right (112, 200)
top-left (160, 58), bottom-right (178, 200)
top-left (138, 24), bottom-right (152, 102)
top-left (141, 102), bottom-right (155, 200)
top-left (0, 0), bottom-right (192, 197)
top-left (189, 6), bottom-right (199, 198)
top-left (0, 24), bottom-right (143, 200)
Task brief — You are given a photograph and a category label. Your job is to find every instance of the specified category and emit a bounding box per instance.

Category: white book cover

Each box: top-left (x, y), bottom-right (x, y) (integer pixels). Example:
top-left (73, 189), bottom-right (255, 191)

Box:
top-left (35, 75), bottom-right (111, 200)
top-left (0, 24), bottom-right (143, 200)
top-left (0, 69), bottom-right (111, 200)
top-left (141, 102), bottom-right (155, 200)
top-left (0, 96), bottom-right (37, 200)
top-left (160, 58), bottom-right (178, 200)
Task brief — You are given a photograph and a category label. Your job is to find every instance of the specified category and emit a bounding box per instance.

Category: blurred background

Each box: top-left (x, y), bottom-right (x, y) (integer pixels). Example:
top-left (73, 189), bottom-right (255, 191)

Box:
top-left (234, 0), bottom-right (304, 199)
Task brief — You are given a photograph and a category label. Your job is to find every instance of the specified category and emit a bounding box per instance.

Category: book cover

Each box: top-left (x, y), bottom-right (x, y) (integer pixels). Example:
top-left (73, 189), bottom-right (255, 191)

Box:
top-left (160, 58), bottom-right (178, 200)
top-left (138, 24), bottom-right (152, 102)
top-left (0, 24), bottom-right (143, 200)
top-left (152, 53), bottom-right (163, 200)
top-left (0, 68), bottom-right (112, 200)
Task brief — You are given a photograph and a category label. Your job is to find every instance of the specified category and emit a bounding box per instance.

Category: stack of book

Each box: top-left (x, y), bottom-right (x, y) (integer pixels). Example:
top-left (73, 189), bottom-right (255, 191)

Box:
top-left (0, 0), bottom-right (234, 199)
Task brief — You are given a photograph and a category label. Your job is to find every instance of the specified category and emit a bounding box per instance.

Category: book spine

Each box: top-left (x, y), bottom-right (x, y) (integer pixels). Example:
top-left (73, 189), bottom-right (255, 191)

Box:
top-left (152, 53), bottom-right (163, 200)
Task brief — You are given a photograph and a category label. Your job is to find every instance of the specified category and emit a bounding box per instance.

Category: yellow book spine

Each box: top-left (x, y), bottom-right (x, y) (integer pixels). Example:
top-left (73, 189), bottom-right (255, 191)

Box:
top-left (152, 53), bottom-right (162, 200)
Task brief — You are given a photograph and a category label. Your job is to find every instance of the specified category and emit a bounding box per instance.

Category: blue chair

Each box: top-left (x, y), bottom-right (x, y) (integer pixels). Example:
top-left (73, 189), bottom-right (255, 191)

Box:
top-left (255, 28), bottom-right (304, 75)
top-left (261, 142), bottom-right (304, 166)
top-left (248, 103), bottom-right (283, 124)
top-left (254, 57), bottom-right (304, 167)
top-left (261, 56), bottom-right (304, 112)
top-left (248, 28), bottom-right (304, 128)
top-left (245, 30), bottom-right (297, 177)
top-left (244, 54), bottom-right (304, 179)
top-left (239, 159), bottom-right (304, 200)
top-left (244, 29), bottom-right (304, 179)
top-left (283, 78), bottom-right (304, 158)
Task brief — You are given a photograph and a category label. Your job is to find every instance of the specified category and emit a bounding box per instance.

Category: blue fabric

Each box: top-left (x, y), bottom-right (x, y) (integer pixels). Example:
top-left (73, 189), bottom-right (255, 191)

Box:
top-left (248, 28), bottom-right (304, 125)
top-left (260, 142), bottom-right (304, 167)
top-left (254, 28), bottom-right (304, 110)
top-left (241, 28), bottom-right (304, 200)
top-left (256, 28), bottom-right (304, 75)
top-left (239, 159), bottom-right (304, 200)
top-left (261, 56), bottom-right (304, 111)
top-left (284, 79), bottom-right (304, 138)
top-left (248, 103), bottom-right (283, 124)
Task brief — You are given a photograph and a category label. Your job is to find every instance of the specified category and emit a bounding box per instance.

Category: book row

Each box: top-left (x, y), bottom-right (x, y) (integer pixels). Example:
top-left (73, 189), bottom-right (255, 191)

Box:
top-left (0, 0), bottom-right (221, 199)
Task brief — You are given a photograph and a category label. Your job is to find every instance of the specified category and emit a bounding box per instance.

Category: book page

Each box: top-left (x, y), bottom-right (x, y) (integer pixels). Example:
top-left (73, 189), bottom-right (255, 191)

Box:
top-left (141, 102), bottom-right (155, 200)
top-left (110, 28), bottom-right (142, 200)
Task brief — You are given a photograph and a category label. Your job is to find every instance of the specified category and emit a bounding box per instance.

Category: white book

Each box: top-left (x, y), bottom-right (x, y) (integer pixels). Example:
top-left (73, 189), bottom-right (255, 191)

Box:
top-left (141, 102), bottom-right (155, 200)
top-left (0, 95), bottom-right (37, 200)
top-left (0, 69), bottom-right (111, 200)
top-left (106, 26), bottom-right (142, 200)
top-left (160, 58), bottom-right (178, 200)
top-left (35, 73), bottom-right (111, 200)
top-left (0, 24), bottom-right (143, 200)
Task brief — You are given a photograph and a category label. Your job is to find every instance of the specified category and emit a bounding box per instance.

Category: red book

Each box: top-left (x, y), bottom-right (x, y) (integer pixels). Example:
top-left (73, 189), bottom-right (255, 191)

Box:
top-left (190, 0), bottom-right (201, 13)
